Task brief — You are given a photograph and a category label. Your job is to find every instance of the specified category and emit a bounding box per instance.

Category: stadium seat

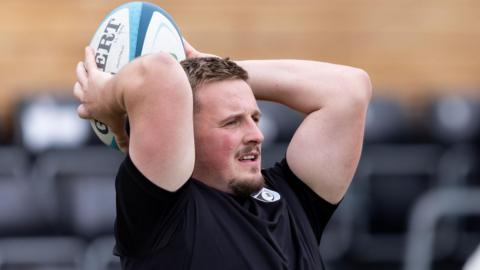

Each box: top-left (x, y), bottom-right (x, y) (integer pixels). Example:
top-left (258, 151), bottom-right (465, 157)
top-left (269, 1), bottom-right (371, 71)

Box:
top-left (0, 176), bottom-right (50, 237)
top-left (0, 237), bottom-right (85, 270)
top-left (0, 118), bottom-right (4, 145)
top-left (83, 235), bottom-right (120, 270)
top-left (14, 94), bottom-right (92, 153)
top-left (32, 147), bottom-right (124, 239)
top-left (0, 146), bottom-right (29, 179)
top-left (427, 95), bottom-right (480, 145)
top-left (0, 147), bottom-right (47, 236)
top-left (364, 97), bottom-right (412, 144)
top-left (0, 146), bottom-right (84, 269)
top-left (437, 144), bottom-right (479, 187)
top-left (351, 144), bottom-right (445, 262)
top-left (404, 188), bottom-right (480, 270)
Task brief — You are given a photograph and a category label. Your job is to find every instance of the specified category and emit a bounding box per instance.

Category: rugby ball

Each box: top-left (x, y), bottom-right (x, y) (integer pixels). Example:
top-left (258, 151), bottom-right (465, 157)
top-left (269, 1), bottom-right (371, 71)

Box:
top-left (89, 1), bottom-right (186, 150)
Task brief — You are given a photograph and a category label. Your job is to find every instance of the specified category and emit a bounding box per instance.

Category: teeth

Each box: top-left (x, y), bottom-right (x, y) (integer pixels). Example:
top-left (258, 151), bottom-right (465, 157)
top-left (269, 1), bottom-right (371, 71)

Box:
top-left (241, 155), bottom-right (255, 160)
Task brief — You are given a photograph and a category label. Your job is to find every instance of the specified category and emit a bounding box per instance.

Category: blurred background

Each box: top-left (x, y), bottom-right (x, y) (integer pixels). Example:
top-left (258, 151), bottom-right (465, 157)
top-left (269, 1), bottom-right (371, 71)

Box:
top-left (0, 0), bottom-right (479, 269)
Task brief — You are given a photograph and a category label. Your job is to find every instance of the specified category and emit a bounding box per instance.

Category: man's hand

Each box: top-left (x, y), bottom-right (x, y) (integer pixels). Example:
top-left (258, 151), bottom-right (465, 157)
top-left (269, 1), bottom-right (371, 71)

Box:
top-left (73, 47), bottom-right (129, 152)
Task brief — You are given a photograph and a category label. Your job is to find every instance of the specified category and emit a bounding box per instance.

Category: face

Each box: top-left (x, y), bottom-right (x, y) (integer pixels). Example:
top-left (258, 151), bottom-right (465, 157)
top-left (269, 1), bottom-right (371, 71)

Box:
top-left (192, 79), bottom-right (265, 197)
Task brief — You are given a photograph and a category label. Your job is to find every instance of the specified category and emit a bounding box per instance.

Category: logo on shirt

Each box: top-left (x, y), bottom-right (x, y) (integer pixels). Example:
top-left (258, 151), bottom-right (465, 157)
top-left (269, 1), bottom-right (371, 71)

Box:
top-left (252, 187), bottom-right (281, 203)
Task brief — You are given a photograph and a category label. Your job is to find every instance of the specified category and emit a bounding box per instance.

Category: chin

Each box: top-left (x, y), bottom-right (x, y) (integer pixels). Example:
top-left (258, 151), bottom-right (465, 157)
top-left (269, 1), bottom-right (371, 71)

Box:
top-left (228, 174), bottom-right (265, 197)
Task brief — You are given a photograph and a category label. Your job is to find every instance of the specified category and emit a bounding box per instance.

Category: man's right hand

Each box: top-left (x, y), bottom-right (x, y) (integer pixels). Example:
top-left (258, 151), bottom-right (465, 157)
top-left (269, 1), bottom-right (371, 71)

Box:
top-left (73, 46), bottom-right (129, 152)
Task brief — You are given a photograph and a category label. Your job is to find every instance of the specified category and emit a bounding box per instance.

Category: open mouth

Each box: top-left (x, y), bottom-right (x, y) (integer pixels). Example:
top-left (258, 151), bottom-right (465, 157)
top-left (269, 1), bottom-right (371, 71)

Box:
top-left (238, 153), bottom-right (259, 162)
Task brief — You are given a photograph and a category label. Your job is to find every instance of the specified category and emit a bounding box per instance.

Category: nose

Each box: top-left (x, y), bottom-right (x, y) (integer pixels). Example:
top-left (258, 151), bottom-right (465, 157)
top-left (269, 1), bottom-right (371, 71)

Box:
top-left (244, 120), bottom-right (264, 145)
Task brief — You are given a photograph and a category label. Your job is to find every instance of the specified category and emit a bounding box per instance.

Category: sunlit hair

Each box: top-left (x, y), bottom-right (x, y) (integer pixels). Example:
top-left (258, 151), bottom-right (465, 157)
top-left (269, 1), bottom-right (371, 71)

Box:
top-left (180, 57), bottom-right (249, 92)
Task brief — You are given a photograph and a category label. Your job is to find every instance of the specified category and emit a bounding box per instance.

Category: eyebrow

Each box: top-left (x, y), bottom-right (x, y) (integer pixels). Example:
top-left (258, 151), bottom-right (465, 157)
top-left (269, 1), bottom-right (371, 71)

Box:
top-left (220, 110), bottom-right (262, 123)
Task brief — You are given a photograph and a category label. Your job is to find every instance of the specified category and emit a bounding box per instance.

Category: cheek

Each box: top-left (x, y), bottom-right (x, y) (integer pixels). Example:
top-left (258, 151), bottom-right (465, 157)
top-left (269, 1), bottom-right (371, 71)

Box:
top-left (219, 135), bottom-right (237, 154)
top-left (211, 134), bottom-right (237, 166)
top-left (196, 131), bottom-right (238, 166)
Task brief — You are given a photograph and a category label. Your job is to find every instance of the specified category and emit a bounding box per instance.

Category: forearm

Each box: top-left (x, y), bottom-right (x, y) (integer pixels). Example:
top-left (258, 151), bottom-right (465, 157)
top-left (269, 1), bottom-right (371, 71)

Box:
top-left (77, 48), bottom-right (194, 188)
top-left (237, 59), bottom-right (371, 204)
top-left (237, 60), bottom-right (372, 114)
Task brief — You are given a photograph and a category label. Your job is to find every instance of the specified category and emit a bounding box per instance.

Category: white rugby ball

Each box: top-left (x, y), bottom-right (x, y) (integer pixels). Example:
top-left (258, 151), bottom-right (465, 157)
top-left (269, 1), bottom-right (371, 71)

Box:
top-left (89, 1), bottom-right (186, 150)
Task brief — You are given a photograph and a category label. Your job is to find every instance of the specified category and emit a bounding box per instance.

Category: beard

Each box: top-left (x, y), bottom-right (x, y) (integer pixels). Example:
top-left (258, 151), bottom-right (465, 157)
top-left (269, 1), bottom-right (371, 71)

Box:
top-left (228, 175), bottom-right (265, 197)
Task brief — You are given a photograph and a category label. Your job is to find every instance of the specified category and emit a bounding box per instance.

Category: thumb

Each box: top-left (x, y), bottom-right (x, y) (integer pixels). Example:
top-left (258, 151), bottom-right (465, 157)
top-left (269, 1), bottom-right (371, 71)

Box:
top-left (109, 116), bottom-right (130, 153)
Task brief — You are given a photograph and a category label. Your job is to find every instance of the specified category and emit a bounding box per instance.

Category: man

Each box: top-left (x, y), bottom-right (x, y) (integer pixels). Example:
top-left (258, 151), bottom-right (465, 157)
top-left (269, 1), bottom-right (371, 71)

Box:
top-left (74, 40), bottom-right (371, 269)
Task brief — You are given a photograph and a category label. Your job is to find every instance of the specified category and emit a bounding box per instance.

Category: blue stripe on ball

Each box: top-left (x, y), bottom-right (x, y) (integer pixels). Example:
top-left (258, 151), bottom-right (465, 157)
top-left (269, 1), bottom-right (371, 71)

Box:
top-left (110, 138), bottom-right (120, 150)
top-left (127, 2), bottom-right (143, 60)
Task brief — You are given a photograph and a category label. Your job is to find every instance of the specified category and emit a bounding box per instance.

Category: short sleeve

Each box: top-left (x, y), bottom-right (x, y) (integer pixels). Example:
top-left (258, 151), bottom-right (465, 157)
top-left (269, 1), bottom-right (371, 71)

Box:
top-left (114, 155), bottom-right (190, 257)
top-left (262, 159), bottom-right (339, 243)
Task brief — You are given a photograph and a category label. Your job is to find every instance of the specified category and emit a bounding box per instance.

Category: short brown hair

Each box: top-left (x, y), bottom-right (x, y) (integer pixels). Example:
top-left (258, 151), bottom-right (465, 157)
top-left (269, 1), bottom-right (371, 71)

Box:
top-left (180, 57), bottom-right (249, 91)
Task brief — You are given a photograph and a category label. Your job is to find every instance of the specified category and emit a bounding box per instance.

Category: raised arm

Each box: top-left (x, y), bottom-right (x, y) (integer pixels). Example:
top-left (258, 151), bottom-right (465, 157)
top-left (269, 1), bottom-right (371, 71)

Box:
top-left (74, 47), bottom-right (195, 191)
top-left (237, 60), bottom-right (372, 204)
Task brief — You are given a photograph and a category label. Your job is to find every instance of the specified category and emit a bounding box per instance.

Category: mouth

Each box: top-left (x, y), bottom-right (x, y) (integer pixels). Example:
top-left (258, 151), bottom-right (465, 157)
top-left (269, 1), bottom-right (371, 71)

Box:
top-left (237, 151), bottom-right (260, 163)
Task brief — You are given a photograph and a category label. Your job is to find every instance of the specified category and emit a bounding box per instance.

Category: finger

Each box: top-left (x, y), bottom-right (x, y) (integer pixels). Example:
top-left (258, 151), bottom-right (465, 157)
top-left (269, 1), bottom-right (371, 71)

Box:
top-left (84, 46), bottom-right (98, 72)
top-left (182, 37), bottom-right (192, 50)
top-left (110, 117), bottom-right (130, 153)
top-left (114, 132), bottom-right (130, 153)
top-left (76, 61), bottom-right (88, 87)
top-left (73, 82), bottom-right (85, 102)
top-left (76, 104), bottom-right (91, 119)
top-left (182, 37), bottom-right (197, 58)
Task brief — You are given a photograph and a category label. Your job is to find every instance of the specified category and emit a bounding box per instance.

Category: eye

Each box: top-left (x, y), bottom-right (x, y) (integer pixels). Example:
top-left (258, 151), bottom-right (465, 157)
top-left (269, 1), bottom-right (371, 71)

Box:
top-left (224, 119), bottom-right (239, 127)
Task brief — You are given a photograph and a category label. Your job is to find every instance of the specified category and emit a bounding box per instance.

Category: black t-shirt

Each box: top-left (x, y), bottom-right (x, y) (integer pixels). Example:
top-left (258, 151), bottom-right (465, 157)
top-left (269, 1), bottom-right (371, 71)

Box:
top-left (114, 156), bottom-right (338, 270)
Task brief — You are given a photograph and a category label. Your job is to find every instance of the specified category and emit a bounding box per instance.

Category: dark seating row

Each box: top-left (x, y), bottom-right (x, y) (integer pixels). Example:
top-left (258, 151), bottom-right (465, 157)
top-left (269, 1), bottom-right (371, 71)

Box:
top-left (0, 143), bottom-right (479, 270)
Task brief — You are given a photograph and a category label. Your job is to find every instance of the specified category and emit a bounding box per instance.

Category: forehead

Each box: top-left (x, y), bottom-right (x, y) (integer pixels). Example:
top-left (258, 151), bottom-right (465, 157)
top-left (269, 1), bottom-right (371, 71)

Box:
top-left (195, 80), bottom-right (259, 116)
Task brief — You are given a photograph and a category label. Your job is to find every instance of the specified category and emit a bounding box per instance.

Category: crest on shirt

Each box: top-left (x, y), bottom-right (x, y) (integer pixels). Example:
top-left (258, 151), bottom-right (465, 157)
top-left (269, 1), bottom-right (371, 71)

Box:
top-left (252, 187), bottom-right (281, 203)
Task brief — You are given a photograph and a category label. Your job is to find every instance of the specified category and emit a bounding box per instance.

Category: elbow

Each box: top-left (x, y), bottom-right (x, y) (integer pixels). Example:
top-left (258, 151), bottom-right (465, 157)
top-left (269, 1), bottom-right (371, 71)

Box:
top-left (358, 68), bottom-right (373, 102)
top-left (121, 51), bottom-right (192, 114)
top-left (341, 67), bottom-right (372, 110)
top-left (140, 52), bottom-right (180, 78)
top-left (121, 52), bottom-right (178, 89)
top-left (135, 52), bottom-right (191, 98)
